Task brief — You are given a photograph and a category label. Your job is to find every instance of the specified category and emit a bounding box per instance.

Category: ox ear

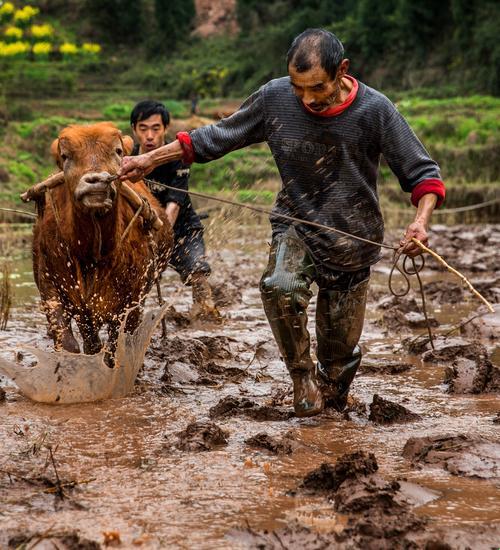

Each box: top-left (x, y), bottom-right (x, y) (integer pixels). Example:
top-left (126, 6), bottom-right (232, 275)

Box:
top-left (50, 138), bottom-right (63, 169)
top-left (121, 135), bottom-right (134, 155)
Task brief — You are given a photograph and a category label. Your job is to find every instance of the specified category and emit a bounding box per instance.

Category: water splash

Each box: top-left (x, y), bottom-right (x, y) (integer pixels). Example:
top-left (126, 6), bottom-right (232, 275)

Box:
top-left (0, 303), bottom-right (170, 404)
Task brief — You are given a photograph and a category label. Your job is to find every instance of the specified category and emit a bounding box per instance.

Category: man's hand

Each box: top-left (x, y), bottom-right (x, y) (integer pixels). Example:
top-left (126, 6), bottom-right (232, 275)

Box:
top-left (400, 221), bottom-right (428, 257)
top-left (399, 193), bottom-right (437, 257)
top-left (119, 153), bottom-right (154, 182)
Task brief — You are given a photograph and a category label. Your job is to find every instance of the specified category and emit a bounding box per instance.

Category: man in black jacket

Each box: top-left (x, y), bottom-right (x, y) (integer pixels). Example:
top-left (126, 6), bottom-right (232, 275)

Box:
top-left (130, 100), bottom-right (219, 319)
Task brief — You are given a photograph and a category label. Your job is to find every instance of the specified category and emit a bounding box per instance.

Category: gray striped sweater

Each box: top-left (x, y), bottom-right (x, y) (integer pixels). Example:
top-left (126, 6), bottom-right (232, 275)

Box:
top-left (190, 77), bottom-right (441, 271)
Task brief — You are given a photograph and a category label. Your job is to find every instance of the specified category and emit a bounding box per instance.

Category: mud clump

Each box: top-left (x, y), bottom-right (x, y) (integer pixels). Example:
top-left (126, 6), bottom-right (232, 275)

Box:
top-left (245, 432), bottom-right (295, 455)
top-left (444, 354), bottom-right (500, 393)
top-left (421, 338), bottom-right (486, 364)
top-left (493, 412), bottom-right (500, 424)
top-left (8, 532), bottom-right (101, 549)
top-left (369, 394), bottom-right (422, 424)
top-left (174, 421), bottom-right (228, 452)
top-left (0, 385), bottom-right (5, 401)
top-left (359, 360), bottom-right (413, 375)
top-left (424, 280), bottom-right (464, 303)
top-left (235, 451), bottom-right (442, 548)
top-left (403, 434), bottom-right (500, 479)
top-left (299, 451), bottom-right (378, 494)
top-left (209, 396), bottom-right (293, 421)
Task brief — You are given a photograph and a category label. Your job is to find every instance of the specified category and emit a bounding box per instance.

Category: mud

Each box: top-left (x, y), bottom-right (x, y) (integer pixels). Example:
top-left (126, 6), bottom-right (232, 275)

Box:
top-left (1, 223), bottom-right (499, 548)
top-left (244, 432), bottom-right (295, 455)
top-left (403, 434), bottom-right (500, 479)
top-left (368, 394), bottom-right (422, 424)
top-left (209, 395), bottom-right (293, 421)
top-left (358, 359), bottom-right (413, 374)
top-left (171, 421), bottom-right (228, 452)
top-left (232, 451), bottom-right (492, 549)
top-left (8, 531), bottom-right (101, 549)
top-left (444, 354), bottom-right (500, 393)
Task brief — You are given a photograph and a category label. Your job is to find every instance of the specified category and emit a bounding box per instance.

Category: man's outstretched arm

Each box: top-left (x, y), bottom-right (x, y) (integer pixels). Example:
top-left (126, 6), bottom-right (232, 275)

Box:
top-left (119, 140), bottom-right (184, 182)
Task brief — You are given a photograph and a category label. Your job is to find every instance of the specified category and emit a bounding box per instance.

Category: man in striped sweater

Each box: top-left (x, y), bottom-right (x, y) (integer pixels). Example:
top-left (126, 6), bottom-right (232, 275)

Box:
top-left (120, 29), bottom-right (445, 418)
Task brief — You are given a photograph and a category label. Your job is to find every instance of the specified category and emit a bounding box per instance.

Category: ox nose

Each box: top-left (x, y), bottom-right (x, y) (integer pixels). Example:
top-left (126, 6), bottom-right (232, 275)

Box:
top-left (80, 171), bottom-right (112, 185)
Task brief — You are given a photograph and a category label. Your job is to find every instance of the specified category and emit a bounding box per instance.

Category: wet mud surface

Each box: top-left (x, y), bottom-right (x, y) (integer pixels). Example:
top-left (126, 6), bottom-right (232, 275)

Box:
top-left (0, 222), bottom-right (499, 548)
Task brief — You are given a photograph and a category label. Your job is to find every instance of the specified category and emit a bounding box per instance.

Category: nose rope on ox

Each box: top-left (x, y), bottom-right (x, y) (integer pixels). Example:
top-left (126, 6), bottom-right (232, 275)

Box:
top-left (140, 176), bottom-right (495, 350)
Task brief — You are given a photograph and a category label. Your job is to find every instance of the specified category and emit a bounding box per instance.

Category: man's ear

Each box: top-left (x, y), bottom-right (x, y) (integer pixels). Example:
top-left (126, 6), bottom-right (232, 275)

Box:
top-left (122, 135), bottom-right (134, 155)
top-left (50, 138), bottom-right (63, 169)
top-left (337, 58), bottom-right (350, 78)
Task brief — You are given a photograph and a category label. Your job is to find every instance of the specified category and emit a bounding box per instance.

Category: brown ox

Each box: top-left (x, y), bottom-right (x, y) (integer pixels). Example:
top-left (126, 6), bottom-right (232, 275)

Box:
top-left (33, 122), bottom-right (172, 365)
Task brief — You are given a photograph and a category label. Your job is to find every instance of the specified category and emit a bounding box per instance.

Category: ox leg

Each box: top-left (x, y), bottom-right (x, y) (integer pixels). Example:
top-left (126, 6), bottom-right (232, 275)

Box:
top-left (75, 316), bottom-right (102, 356)
top-left (41, 298), bottom-right (80, 353)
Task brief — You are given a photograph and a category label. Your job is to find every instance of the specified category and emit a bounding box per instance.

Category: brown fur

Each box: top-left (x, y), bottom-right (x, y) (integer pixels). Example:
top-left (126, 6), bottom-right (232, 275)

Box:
top-left (33, 122), bottom-right (173, 361)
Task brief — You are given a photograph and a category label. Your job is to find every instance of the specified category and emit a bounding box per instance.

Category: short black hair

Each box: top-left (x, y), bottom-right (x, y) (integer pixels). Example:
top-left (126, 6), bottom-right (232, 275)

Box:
top-left (287, 28), bottom-right (345, 79)
top-left (130, 100), bottom-right (170, 127)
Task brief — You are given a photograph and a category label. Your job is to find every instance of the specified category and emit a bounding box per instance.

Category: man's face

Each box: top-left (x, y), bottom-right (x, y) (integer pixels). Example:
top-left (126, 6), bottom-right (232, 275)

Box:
top-left (132, 113), bottom-right (167, 153)
top-left (288, 60), bottom-right (345, 112)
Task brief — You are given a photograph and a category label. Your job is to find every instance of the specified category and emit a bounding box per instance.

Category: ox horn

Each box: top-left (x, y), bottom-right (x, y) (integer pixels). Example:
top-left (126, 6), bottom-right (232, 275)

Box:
top-left (20, 171), bottom-right (65, 203)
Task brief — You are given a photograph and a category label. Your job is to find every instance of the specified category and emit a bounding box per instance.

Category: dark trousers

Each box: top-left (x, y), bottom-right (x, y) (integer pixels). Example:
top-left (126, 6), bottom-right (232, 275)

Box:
top-left (259, 227), bottom-right (369, 406)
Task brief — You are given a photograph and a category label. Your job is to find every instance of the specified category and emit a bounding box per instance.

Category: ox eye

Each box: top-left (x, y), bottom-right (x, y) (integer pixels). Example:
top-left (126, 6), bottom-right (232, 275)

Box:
top-left (61, 153), bottom-right (68, 161)
top-left (115, 147), bottom-right (123, 156)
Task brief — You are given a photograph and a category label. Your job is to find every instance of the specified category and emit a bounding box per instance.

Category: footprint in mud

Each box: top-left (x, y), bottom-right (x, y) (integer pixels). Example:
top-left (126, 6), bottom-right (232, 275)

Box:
top-left (209, 395), bottom-right (293, 421)
top-left (403, 434), bottom-right (500, 479)
top-left (368, 394), bottom-right (422, 424)
top-left (169, 421), bottom-right (229, 452)
top-left (245, 432), bottom-right (296, 455)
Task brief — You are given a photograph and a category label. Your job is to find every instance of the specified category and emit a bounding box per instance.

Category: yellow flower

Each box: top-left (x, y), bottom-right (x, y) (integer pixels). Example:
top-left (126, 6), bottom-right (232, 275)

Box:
top-left (30, 24), bottom-right (54, 40)
top-left (0, 2), bottom-right (15, 16)
top-left (0, 40), bottom-right (30, 56)
top-left (59, 42), bottom-right (78, 55)
top-left (82, 42), bottom-right (101, 55)
top-left (4, 26), bottom-right (23, 39)
top-left (14, 5), bottom-right (39, 23)
top-left (33, 41), bottom-right (52, 55)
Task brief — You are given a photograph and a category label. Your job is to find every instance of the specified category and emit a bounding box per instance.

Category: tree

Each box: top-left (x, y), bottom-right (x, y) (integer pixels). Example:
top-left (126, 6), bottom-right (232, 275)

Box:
top-left (85, 0), bottom-right (143, 45)
top-left (152, 0), bottom-right (196, 54)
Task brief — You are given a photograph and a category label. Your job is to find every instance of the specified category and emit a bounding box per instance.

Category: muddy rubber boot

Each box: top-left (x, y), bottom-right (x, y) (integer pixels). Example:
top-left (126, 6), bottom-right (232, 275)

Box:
top-left (316, 278), bottom-right (369, 412)
top-left (260, 230), bottom-right (323, 417)
top-left (317, 346), bottom-right (362, 411)
top-left (190, 273), bottom-right (222, 322)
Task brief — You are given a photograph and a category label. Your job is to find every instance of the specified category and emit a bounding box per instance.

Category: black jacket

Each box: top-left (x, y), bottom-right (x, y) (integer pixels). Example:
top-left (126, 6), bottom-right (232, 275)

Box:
top-left (132, 143), bottom-right (202, 232)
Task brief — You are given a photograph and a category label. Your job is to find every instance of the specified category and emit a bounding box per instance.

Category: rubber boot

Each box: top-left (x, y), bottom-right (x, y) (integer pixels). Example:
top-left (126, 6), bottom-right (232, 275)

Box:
top-left (315, 278), bottom-right (369, 411)
top-left (260, 230), bottom-right (323, 417)
top-left (190, 273), bottom-right (222, 322)
top-left (317, 346), bottom-right (362, 411)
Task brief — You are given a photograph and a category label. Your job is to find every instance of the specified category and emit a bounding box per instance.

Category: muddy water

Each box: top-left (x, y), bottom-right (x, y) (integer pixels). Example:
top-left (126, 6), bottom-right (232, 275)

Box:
top-left (0, 220), bottom-right (499, 549)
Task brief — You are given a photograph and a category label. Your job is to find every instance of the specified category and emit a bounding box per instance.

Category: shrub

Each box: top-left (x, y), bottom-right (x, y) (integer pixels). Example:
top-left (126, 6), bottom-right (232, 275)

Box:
top-left (4, 25), bottom-right (23, 40)
top-left (32, 41), bottom-right (52, 57)
top-left (13, 5), bottom-right (39, 27)
top-left (7, 161), bottom-right (36, 184)
top-left (0, 40), bottom-right (29, 57)
top-left (30, 24), bottom-right (54, 41)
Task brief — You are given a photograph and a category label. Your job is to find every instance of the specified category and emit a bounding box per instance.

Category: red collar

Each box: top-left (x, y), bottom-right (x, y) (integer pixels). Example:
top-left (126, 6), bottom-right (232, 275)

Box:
top-left (303, 75), bottom-right (359, 117)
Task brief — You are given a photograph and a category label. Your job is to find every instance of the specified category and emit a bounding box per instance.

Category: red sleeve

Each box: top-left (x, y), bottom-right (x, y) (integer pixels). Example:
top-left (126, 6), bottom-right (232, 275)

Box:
top-left (176, 131), bottom-right (195, 165)
top-left (411, 178), bottom-right (446, 208)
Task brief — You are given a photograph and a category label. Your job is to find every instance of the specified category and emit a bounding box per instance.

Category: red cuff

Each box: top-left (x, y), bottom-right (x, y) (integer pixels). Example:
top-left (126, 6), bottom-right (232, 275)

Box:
top-left (176, 131), bottom-right (195, 165)
top-left (411, 178), bottom-right (446, 208)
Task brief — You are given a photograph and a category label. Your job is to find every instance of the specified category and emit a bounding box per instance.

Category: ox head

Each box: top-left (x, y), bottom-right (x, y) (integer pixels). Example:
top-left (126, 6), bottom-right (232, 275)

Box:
top-left (51, 122), bottom-right (134, 214)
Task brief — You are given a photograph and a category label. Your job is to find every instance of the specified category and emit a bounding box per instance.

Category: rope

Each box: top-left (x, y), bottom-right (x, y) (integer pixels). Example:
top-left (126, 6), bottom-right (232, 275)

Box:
top-left (383, 197), bottom-right (500, 215)
top-left (143, 178), bottom-right (398, 251)
top-left (0, 207), bottom-right (37, 219)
